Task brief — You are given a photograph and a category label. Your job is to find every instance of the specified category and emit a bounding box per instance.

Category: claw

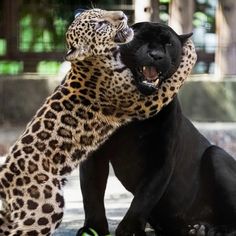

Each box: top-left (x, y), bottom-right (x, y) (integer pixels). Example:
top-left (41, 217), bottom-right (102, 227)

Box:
top-left (193, 224), bottom-right (200, 230)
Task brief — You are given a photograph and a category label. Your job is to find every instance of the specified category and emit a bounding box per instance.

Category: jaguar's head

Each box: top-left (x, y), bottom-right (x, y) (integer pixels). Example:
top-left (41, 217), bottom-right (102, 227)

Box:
top-left (65, 8), bottom-right (134, 61)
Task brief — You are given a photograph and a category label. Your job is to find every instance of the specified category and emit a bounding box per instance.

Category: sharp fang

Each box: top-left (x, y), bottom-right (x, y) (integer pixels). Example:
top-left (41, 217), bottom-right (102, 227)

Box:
top-left (153, 79), bottom-right (160, 87)
top-left (143, 66), bottom-right (146, 71)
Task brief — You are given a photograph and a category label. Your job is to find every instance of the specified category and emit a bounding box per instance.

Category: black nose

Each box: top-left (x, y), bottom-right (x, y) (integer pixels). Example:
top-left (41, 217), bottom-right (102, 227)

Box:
top-left (148, 51), bottom-right (164, 61)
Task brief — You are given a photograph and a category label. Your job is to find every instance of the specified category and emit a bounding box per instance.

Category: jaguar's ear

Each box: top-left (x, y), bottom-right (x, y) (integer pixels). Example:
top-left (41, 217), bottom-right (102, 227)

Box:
top-left (74, 8), bottom-right (86, 18)
top-left (179, 32), bottom-right (193, 44)
top-left (65, 46), bottom-right (88, 61)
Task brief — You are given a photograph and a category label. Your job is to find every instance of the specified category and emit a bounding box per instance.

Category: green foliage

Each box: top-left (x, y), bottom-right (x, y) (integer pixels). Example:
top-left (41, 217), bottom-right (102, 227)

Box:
top-left (194, 0), bottom-right (216, 33)
top-left (0, 61), bottom-right (23, 75)
top-left (19, 13), bottom-right (67, 52)
top-left (0, 39), bottom-right (6, 56)
top-left (0, 0), bottom-right (139, 75)
top-left (37, 61), bottom-right (61, 74)
top-left (0, 0), bottom-right (216, 75)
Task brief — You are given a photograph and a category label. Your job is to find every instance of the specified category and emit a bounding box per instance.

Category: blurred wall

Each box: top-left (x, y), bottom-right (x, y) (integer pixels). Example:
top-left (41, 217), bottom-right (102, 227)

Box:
top-left (0, 75), bottom-right (58, 125)
top-left (1, 75), bottom-right (236, 125)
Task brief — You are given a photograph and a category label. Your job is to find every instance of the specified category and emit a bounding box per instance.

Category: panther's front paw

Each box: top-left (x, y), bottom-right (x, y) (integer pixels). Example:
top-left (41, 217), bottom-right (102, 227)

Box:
top-left (188, 224), bottom-right (206, 236)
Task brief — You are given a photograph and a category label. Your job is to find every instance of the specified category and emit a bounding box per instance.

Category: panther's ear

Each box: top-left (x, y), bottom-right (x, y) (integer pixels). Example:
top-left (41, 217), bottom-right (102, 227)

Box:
top-left (65, 46), bottom-right (88, 61)
top-left (179, 32), bottom-right (193, 44)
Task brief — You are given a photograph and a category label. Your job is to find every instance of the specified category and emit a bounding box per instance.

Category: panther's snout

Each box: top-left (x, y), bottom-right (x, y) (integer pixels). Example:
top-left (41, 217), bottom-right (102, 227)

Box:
top-left (135, 62), bottom-right (169, 95)
top-left (131, 47), bottom-right (170, 94)
top-left (148, 50), bottom-right (165, 61)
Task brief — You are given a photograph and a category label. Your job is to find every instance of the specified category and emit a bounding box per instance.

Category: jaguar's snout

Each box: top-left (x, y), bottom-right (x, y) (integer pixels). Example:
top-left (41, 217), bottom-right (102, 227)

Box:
top-left (114, 11), bottom-right (126, 21)
top-left (112, 11), bottom-right (133, 44)
top-left (104, 11), bottom-right (127, 23)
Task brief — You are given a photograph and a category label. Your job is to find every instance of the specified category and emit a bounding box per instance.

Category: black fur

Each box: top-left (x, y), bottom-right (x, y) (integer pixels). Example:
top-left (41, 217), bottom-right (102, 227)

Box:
top-left (120, 22), bottom-right (191, 95)
top-left (78, 22), bottom-right (236, 236)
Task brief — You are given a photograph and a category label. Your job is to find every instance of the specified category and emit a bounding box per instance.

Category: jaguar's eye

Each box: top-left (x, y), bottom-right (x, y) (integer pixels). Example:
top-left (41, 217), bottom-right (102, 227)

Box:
top-left (95, 20), bottom-right (109, 30)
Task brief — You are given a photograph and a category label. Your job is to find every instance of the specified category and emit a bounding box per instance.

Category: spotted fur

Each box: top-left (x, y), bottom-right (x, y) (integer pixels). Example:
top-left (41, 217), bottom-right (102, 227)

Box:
top-left (0, 9), bottom-right (196, 236)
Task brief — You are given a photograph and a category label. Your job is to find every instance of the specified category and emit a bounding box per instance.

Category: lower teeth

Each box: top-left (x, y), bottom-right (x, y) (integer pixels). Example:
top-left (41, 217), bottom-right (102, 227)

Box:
top-left (142, 79), bottom-right (160, 87)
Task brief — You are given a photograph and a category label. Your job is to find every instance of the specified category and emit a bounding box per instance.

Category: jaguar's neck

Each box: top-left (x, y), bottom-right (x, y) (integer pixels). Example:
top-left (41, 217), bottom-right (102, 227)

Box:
top-left (70, 48), bottom-right (124, 73)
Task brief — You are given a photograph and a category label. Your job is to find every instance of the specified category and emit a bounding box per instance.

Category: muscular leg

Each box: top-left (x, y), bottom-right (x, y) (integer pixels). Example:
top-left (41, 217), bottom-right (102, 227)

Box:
top-left (78, 151), bottom-right (110, 235)
top-left (201, 145), bottom-right (236, 235)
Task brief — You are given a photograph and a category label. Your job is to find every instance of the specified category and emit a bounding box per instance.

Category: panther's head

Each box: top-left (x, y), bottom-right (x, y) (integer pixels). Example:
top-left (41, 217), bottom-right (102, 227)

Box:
top-left (120, 22), bottom-right (193, 95)
top-left (65, 9), bottom-right (134, 61)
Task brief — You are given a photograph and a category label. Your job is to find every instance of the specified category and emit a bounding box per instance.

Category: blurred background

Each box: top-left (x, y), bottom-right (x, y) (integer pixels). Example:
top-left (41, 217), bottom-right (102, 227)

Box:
top-left (0, 0), bottom-right (222, 75)
top-left (1, 1), bottom-right (236, 234)
top-left (1, 0), bottom-right (236, 126)
top-left (1, 0), bottom-right (236, 125)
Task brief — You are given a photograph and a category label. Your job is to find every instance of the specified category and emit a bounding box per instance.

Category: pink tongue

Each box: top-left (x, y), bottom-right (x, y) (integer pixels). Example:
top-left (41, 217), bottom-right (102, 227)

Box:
top-left (142, 67), bottom-right (158, 81)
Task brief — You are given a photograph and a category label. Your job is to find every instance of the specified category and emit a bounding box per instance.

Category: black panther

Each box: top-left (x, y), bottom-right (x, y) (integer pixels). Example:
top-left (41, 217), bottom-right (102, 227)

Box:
top-left (77, 22), bottom-right (236, 236)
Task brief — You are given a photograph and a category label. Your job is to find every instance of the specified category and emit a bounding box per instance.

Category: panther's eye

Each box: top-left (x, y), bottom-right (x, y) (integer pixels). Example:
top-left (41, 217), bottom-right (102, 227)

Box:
top-left (95, 20), bottom-right (109, 30)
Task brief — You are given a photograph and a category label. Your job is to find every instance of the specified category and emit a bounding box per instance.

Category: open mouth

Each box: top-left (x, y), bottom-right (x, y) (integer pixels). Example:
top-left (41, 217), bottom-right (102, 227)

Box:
top-left (114, 27), bottom-right (134, 44)
top-left (133, 66), bottom-right (166, 95)
top-left (139, 66), bottom-right (163, 88)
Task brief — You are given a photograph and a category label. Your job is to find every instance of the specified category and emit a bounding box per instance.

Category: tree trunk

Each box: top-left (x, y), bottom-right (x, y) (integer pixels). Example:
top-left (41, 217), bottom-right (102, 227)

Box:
top-left (216, 0), bottom-right (236, 77)
top-left (168, 0), bottom-right (194, 34)
top-left (134, 0), bottom-right (159, 23)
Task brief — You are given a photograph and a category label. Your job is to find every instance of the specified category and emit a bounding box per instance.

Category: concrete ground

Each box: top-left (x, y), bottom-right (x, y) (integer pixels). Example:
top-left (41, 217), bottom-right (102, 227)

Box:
top-left (1, 123), bottom-right (236, 235)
